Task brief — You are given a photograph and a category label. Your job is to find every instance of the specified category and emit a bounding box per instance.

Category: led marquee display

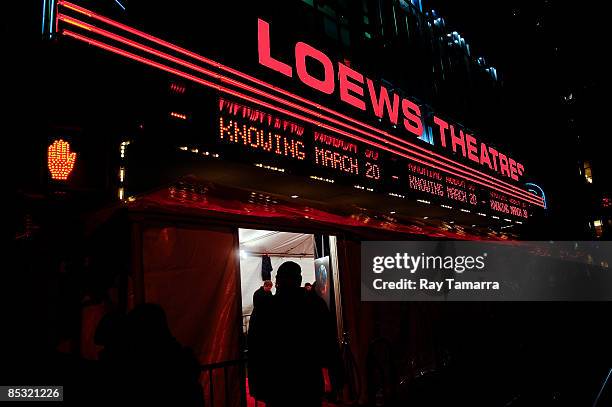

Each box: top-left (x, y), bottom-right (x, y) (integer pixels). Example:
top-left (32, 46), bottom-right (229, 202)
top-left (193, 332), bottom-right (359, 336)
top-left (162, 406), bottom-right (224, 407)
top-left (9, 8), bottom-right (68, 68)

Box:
top-left (218, 97), bottom-right (382, 182)
top-left (216, 97), bottom-right (529, 219)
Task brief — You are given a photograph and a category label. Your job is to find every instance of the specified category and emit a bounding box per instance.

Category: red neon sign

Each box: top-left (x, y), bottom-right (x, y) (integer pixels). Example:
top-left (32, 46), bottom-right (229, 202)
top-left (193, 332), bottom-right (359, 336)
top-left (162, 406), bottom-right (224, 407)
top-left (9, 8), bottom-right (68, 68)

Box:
top-left (48, 139), bottom-right (77, 180)
top-left (54, 1), bottom-right (544, 208)
top-left (257, 18), bottom-right (522, 182)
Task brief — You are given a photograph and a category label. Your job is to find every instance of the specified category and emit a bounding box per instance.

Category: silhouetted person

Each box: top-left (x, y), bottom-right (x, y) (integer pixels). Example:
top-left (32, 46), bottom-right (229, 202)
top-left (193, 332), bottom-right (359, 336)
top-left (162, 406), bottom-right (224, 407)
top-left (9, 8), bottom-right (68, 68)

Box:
top-left (94, 311), bottom-right (125, 363)
top-left (254, 261), bottom-right (337, 407)
top-left (103, 304), bottom-right (203, 406)
top-left (304, 282), bottom-right (317, 300)
top-left (305, 281), bottom-right (324, 304)
top-left (248, 280), bottom-right (273, 399)
top-left (304, 282), bottom-right (344, 403)
top-left (92, 311), bottom-right (127, 404)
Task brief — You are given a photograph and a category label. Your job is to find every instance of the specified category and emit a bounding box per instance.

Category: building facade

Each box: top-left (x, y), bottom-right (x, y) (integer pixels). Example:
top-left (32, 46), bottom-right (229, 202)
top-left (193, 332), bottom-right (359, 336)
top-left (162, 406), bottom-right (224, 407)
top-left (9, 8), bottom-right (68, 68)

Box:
top-left (12, 1), bottom-right (564, 405)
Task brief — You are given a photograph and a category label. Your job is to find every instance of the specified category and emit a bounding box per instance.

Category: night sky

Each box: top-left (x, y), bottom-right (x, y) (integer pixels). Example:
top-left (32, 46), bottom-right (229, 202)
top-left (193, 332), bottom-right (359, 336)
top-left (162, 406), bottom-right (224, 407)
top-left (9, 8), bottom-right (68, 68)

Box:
top-left (427, 0), bottom-right (608, 237)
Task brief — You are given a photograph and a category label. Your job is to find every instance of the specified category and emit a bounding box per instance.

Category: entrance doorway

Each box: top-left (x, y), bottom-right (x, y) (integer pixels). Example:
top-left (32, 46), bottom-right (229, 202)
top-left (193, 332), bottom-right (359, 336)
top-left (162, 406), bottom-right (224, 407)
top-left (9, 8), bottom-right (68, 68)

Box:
top-left (239, 229), bottom-right (315, 332)
top-left (238, 228), bottom-right (343, 406)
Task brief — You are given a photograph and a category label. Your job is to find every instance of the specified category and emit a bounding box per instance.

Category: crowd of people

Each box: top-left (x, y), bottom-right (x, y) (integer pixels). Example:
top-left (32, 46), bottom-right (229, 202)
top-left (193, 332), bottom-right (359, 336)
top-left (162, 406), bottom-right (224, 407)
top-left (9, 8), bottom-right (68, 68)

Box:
top-left (8, 260), bottom-right (340, 406)
top-left (92, 303), bottom-right (204, 405)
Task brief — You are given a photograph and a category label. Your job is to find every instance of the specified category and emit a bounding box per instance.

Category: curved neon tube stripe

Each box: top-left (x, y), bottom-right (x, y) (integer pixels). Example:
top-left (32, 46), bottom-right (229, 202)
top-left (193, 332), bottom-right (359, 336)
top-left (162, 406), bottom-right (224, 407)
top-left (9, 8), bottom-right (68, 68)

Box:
top-left (58, 1), bottom-right (543, 205)
top-left (525, 182), bottom-right (547, 209)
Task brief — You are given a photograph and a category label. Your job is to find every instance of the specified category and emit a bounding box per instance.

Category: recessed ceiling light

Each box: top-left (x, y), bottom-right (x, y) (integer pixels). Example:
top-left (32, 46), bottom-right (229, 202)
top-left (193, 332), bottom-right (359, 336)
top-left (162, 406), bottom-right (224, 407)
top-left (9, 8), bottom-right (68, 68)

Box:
top-left (390, 211), bottom-right (396, 214)
top-left (291, 195), bottom-right (299, 198)
top-left (423, 216), bottom-right (429, 219)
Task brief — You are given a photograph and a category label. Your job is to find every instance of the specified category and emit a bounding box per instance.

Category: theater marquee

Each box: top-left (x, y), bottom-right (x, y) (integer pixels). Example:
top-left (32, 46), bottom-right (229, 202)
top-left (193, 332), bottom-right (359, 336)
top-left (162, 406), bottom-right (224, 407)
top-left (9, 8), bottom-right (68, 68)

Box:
top-left (53, 1), bottom-right (545, 219)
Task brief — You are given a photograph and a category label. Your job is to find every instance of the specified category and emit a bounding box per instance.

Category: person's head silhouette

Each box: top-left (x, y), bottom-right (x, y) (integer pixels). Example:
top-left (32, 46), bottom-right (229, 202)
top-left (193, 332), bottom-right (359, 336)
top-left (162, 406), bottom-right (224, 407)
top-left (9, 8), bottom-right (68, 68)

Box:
top-left (275, 261), bottom-right (302, 291)
top-left (127, 303), bottom-right (172, 344)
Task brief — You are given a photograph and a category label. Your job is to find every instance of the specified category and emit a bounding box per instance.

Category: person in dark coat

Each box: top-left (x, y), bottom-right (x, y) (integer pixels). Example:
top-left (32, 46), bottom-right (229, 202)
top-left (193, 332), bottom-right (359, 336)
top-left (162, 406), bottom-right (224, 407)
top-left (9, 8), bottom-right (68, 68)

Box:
top-left (248, 280), bottom-right (274, 399)
top-left (255, 261), bottom-right (338, 407)
top-left (261, 255), bottom-right (273, 281)
top-left (253, 280), bottom-right (273, 309)
top-left (102, 303), bottom-right (203, 406)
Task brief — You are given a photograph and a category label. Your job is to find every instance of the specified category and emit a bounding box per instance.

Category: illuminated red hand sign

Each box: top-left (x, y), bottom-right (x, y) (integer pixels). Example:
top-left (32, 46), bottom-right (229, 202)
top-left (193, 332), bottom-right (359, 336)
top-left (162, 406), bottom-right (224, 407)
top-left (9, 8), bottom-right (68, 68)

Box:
top-left (48, 139), bottom-right (77, 180)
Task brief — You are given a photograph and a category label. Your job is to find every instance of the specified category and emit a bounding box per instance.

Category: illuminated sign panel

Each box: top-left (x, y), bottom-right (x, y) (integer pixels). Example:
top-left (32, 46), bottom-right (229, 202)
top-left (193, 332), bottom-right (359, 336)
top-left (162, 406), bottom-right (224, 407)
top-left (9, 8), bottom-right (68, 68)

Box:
top-left (218, 97), bottom-right (385, 185)
top-left (53, 1), bottom-right (544, 217)
top-left (257, 18), bottom-right (524, 182)
top-left (217, 97), bottom-right (530, 218)
top-left (48, 139), bottom-right (77, 181)
top-left (218, 98), bottom-right (306, 161)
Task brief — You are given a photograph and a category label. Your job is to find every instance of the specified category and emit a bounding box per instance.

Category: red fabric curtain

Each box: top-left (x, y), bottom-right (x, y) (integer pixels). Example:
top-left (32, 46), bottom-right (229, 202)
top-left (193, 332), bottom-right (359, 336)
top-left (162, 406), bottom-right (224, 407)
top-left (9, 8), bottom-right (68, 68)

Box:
top-left (142, 225), bottom-right (242, 406)
top-left (336, 237), bottom-right (373, 404)
top-left (337, 238), bottom-right (445, 405)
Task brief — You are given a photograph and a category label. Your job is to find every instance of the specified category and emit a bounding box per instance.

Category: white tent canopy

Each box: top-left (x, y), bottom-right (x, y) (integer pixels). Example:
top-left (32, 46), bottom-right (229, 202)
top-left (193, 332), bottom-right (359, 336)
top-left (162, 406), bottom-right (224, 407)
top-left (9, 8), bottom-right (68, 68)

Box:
top-left (239, 229), bottom-right (315, 318)
top-left (239, 229), bottom-right (314, 257)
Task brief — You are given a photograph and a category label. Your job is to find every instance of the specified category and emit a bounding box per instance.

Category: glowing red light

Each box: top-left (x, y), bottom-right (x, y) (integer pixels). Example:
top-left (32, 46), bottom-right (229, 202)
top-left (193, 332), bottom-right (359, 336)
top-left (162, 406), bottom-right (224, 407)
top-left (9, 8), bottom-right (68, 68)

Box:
top-left (48, 139), bottom-right (77, 180)
top-left (170, 111), bottom-right (187, 120)
top-left (170, 82), bottom-right (186, 94)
